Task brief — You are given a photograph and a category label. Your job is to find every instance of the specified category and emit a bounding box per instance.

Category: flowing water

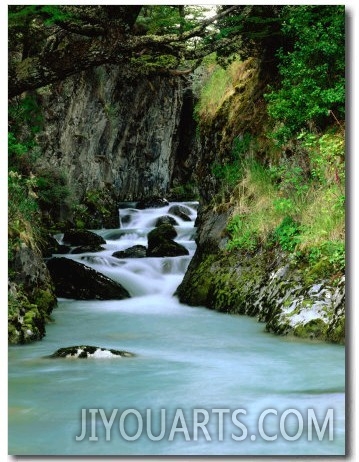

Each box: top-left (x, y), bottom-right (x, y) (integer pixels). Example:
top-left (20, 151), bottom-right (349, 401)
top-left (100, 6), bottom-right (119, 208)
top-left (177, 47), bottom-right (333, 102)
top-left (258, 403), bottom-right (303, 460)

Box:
top-left (8, 202), bottom-right (345, 456)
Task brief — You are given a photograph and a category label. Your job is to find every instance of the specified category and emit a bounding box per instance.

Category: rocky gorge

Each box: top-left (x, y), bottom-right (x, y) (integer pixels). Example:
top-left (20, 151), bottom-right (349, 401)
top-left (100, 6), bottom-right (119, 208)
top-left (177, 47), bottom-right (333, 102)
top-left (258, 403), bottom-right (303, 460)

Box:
top-left (8, 54), bottom-right (345, 345)
top-left (8, 5), bottom-right (345, 348)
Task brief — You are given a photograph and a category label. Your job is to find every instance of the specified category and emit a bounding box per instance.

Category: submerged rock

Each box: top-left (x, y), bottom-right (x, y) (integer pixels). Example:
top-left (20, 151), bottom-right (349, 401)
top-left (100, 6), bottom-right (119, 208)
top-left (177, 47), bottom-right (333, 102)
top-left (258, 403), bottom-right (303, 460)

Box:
top-left (62, 229), bottom-right (106, 246)
top-left (49, 345), bottom-right (135, 359)
top-left (112, 245), bottom-right (147, 259)
top-left (136, 197), bottom-right (169, 209)
top-left (46, 257), bottom-right (130, 300)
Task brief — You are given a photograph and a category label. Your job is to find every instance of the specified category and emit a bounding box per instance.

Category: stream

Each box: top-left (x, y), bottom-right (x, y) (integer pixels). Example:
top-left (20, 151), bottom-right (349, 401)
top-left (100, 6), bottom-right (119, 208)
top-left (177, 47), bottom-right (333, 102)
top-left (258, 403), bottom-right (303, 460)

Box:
top-left (8, 202), bottom-right (345, 456)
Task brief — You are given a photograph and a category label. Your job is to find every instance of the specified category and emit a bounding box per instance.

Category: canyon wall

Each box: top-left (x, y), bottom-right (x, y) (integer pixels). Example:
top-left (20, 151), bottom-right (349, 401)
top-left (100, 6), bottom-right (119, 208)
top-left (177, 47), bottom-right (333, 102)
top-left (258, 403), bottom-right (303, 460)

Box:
top-left (37, 65), bottom-right (196, 203)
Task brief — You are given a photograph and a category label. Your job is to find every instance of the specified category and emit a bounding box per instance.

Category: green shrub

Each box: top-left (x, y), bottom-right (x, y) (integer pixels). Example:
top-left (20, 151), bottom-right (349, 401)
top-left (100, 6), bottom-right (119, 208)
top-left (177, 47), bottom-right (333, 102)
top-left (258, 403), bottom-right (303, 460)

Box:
top-left (272, 216), bottom-right (301, 252)
top-left (265, 6), bottom-right (345, 141)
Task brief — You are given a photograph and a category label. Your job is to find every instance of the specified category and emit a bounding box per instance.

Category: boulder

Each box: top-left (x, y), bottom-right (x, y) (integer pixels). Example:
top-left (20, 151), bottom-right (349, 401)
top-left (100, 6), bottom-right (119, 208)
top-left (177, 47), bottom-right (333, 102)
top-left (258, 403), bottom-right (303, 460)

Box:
top-left (147, 224), bottom-right (189, 257)
top-left (147, 240), bottom-right (189, 258)
top-left (147, 224), bottom-right (177, 250)
top-left (155, 215), bottom-right (179, 227)
top-left (136, 197), bottom-right (169, 209)
top-left (62, 229), bottom-right (106, 246)
top-left (46, 257), bottom-right (130, 299)
top-left (71, 245), bottom-right (105, 254)
top-left (49, 345), bottom-right (135, 359)
top-left (112, 245), bottom-right (147, 259)
top-left (41, 235), bottom-right (71, 257)
top-left (168, 205), bottom-right (192, 221)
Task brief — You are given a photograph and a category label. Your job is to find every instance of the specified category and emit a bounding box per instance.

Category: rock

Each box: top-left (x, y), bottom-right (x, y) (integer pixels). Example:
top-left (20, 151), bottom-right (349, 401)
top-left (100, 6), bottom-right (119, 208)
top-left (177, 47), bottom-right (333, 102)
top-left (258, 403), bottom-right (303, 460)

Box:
top-left (155, 215), bottom-right (179, 227)
top-left (41, 235), bottom-right (71, 257)
top-left (168, 205), bottom-right (192, 221)
top-left (112, 245), bottom-right (147, 259)
top-left (46, 257), bottom-right (130, 300)
top-left (147, 224), bottom-right (189, 257)
top-left (136, 197), bottom-right (169, 209)
top-left (147, 224), bottom-right (177, 250)
top-left (71, 245), bottom-right (105, 254)
top-left (62, 229), bottom-right (106, 246)
top-left (8, 245), bottom-right (57, 344)
top-left (147, 240), bottom-right (189, 258)
top-left (49, 345), bottom-right (135, 359)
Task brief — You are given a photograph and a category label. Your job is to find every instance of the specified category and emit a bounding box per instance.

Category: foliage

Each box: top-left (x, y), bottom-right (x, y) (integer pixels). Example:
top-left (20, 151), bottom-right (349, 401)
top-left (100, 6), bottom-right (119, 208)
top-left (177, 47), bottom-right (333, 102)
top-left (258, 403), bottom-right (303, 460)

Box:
top-left (265, 5), bottom-right (345, 141)
top-left (214, 5), bottom-right (283, 65)
top-left (130, 54), bottom-right (179, 74)
top-left (35, 169), bottom-right (69, 215)
top-left (136, 5), bottom-right (207, 35)
top-left (8, 171), bottom-right (41, 259)
top-left (272, 216), bottom-right (301, 252)
top-left (226, 215), bottom-right (258, 252)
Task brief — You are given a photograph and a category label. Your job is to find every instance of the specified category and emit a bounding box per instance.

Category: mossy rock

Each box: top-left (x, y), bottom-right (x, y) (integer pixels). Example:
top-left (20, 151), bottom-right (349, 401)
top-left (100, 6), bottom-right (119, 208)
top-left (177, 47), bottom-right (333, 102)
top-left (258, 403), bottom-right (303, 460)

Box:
top-left (293, 318), bottom-right (328, 340)
top-left (147, 224), bottom-right (177, 247)
top-left (146, 223), bottom-right (188, 257)
top-left (32, 287), bottom-right (57, 314)
top-left (49, 345), bottom-right (135, 359)
top-left (326, 317), bottom-right (345, 344)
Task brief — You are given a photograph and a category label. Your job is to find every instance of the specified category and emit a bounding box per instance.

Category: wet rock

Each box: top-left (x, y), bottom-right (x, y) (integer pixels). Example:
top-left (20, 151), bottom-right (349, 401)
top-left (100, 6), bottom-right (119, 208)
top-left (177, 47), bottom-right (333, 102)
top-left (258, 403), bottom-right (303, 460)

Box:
top-left (155, 215), bottom-right (179, 227)
top-left (136, 197), bottom-right (169, 209)
top-left (46, 257), bottom-right (130, 300)
top-left (112, 245), bottom-right (147, 259)
top-left (168, 205), bottom-right (192, 221)
top-left (147, 240), bottom-right (189, 258)
top-left (49, 345), bottom-right (135, 359)
top-left (177, 236), bottom-right (345, 343)
top-left (71, 245), bottom-right (105, 254)
top-left (147, 224), bottom-right (189, 257)
top-left (63, 229), bottom-right (106, 246)
top-left (8, 245), bottom-right (57, 344)
top-left (148, 224), bottom-right (177, 245)
top-left (41, 235), bottom-right (71, 257)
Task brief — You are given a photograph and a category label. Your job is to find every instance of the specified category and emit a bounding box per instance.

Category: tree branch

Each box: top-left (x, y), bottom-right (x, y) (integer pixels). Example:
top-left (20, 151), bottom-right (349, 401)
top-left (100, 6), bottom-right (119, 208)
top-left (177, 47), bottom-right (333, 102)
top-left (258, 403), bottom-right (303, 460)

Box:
top-left (8, 5), bottom-right (239, 97)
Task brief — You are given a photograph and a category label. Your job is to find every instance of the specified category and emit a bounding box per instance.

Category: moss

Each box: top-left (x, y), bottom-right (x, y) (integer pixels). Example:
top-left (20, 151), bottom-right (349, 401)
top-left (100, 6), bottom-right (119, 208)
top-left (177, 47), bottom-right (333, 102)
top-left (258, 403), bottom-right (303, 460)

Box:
top-left (32, 288), bottom-right (57, 314)
top-left (326, 317), bottom-right (345, 344)
top-left (304, 258), bottom-right (334, 285)
top-left (293, 318), bottom-right (328, 340)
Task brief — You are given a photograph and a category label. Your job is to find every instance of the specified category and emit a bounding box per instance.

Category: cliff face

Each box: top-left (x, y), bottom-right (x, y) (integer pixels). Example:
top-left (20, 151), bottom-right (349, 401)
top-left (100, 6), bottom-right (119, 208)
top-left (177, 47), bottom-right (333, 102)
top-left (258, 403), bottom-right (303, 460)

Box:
top-left (37, 65), bottom-right (196, 202)
top-left (176, 58), bottom-right (345, 344)
top-left (8, 245), bottom-right (57, 344)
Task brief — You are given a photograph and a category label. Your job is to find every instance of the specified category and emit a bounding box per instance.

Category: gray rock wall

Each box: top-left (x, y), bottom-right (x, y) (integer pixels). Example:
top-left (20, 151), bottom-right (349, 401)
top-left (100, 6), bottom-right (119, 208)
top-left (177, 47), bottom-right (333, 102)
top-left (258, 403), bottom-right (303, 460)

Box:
top-left (37, 65), bottom-right (191, 201)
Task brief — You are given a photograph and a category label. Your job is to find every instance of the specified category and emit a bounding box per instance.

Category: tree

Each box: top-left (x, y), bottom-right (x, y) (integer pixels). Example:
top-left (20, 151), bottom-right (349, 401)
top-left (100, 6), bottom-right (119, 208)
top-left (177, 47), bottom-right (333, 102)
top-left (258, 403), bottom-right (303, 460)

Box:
top-left (265, 5), bottom-right (345, 140)
top-left (8, 5), bottom-right (240, 97)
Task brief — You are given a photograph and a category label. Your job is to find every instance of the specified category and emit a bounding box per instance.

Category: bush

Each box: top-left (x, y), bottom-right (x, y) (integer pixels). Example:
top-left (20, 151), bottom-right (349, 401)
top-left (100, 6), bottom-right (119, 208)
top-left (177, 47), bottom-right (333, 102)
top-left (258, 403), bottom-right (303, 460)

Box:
top-left (265, 5), bottom-right (345, 141)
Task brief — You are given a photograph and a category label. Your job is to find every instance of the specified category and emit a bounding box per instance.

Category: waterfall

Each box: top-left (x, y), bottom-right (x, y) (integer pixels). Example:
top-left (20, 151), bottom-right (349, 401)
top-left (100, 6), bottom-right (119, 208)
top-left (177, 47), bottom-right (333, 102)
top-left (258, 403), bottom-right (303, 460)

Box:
top-left (55, 201), bottom-right (198, 297)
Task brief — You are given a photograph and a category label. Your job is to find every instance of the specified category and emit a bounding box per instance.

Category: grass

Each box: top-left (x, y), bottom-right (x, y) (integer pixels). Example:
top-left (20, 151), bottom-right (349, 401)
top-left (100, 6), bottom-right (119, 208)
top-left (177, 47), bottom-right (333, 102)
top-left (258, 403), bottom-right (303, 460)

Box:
top-left (194, 58), bottom-right (254, 123)
top-left (225, 151), bottom-right (345, 275)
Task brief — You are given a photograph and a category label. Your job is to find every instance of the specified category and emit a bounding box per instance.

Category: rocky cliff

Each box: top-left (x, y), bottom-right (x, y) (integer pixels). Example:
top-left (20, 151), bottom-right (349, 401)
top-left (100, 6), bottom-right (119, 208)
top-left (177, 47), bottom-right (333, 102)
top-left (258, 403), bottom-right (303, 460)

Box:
top-left (37, 65), bottom-right (197, 203)
top-left (176, 58), bottom-right (345, 344)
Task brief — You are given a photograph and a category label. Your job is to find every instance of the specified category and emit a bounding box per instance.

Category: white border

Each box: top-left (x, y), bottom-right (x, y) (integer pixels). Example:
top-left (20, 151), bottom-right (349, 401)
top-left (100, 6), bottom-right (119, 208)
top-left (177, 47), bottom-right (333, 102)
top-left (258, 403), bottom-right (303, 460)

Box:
top-left (3, 1), bottom-right (357, 461)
